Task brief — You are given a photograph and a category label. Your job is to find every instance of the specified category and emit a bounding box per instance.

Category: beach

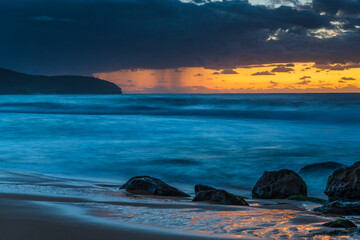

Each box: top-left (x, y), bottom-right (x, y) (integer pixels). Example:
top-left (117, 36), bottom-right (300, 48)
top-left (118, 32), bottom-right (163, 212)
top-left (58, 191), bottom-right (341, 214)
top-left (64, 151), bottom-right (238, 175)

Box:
top-left (1, 94), bottom-right (360, 239)
top-left (0, 169), bottom-right (357, 239)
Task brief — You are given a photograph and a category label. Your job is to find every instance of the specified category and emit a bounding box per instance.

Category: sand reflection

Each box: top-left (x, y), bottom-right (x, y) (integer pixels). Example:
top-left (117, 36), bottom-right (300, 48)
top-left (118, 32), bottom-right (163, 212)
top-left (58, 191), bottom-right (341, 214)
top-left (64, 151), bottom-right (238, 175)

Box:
top-left (85, 198), bottom-right (353, 239)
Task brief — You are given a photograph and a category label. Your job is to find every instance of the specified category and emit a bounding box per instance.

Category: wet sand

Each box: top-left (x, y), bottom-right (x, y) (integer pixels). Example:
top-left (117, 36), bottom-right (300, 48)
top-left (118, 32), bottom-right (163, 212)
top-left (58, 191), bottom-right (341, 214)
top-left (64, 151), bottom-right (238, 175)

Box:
top-left (0, 195), bottom-right (214, 240)
top-left (0, 170), bottom-right (357, 239)
top-left (0, 192), bottom-right (353, 240)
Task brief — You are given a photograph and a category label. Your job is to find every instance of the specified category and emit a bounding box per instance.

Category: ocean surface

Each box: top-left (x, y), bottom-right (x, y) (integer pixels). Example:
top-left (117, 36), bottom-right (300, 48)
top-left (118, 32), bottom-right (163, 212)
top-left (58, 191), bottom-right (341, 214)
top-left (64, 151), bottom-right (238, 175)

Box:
top-left (0, 94), bottom-right (359, 198)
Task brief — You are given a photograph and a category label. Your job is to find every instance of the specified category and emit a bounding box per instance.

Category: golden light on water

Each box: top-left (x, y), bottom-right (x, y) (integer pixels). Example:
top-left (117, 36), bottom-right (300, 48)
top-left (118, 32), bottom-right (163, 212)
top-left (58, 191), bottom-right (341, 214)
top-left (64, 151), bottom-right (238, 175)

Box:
top-left (95, 62), bottom-right (360, 93)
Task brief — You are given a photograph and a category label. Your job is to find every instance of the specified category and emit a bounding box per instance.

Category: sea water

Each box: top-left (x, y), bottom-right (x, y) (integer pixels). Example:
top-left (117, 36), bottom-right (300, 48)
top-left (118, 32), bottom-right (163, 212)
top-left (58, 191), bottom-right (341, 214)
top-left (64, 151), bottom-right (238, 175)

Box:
top-left (0, 94), bottom-right (359, 197)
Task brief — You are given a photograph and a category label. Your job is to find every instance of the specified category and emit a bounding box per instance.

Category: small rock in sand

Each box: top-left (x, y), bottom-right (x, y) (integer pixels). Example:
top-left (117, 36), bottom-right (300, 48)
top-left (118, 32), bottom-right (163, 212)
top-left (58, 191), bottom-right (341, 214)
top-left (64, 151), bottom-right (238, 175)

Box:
top-left (120, 176), bottom-right (190, 197)
top-left (314, 201), bottom-right (360, 215)
top-left (194, 184), bottom-right (248, 206)
top-left (324, 219), bottom-right (357, 228)
top-left (193, 189), bottom-right (249, 206)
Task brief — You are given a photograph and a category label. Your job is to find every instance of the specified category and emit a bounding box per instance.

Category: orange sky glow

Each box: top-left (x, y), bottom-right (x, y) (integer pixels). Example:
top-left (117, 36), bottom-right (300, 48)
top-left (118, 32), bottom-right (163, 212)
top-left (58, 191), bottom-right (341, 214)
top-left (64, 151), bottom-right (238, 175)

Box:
top-left (95, 62), bottom-right (360, 93)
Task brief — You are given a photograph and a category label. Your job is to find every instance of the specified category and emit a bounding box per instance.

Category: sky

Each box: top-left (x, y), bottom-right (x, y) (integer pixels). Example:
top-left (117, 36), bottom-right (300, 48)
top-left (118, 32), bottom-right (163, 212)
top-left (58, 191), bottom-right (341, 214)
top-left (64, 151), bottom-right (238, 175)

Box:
top-left (1, 0), bottom-right (360, 93)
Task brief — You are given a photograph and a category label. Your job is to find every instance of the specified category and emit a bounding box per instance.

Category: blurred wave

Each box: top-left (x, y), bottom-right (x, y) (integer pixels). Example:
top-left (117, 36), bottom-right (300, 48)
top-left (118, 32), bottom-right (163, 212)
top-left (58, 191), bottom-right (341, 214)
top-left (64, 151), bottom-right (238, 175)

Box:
top-left (0, 94), bottom-right (359, 124)
top-left (0, 94), bottom-right (359, 198)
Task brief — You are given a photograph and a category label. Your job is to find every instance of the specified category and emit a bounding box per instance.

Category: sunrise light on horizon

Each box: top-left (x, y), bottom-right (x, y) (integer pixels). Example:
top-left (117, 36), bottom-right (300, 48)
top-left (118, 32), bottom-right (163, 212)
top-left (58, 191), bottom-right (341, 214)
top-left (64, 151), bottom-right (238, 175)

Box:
top-left (95, 62), bottom-right (360, 93)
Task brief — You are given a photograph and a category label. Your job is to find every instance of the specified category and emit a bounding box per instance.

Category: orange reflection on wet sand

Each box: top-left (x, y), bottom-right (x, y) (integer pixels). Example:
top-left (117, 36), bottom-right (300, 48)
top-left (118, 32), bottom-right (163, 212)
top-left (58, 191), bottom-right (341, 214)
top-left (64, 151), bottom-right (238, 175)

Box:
top-left (83, 197), bottom-right (355, 239)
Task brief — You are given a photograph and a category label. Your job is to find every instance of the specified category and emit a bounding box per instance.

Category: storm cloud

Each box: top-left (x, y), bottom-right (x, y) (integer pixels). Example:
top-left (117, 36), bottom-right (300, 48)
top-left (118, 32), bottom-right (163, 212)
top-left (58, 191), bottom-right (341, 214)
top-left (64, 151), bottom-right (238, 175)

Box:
top-left (0, 0), bottom-right (359, 75)
top-left (313, 0), bottom-right (360, 15)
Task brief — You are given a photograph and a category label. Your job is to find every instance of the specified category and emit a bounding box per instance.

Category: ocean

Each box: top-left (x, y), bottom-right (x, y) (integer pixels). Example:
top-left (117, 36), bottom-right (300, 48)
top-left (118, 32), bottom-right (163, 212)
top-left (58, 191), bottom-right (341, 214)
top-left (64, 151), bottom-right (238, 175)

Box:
top-left (0, 93), bottom-right (359, 198)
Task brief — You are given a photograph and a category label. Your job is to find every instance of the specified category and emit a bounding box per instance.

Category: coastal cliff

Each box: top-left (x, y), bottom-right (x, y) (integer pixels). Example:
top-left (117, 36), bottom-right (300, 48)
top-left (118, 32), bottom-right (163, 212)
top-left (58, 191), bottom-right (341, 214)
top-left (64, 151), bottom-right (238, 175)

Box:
top-left (0, 68), bottom-right (122, 94)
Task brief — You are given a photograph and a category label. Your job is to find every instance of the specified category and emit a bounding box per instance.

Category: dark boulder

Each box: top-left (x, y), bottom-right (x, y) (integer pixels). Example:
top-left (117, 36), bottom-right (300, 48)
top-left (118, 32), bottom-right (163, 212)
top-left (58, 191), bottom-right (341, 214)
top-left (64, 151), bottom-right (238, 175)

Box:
top-left (120, 176), bottom-right (190, 197)
top-left (252, 169), bottom-right (307, 199)
top-left (193, 189), bottom-right (249, 206)
top-left (300, 162), bottom-right (346, 175)
top-left (325, 162), bottom-right (360, 202)
top-left (314, 201), bottom-right (360, 215)
top-left (324, 219), bottom-right (357, 228)
top-left (194, 184), bottom-right (216, 195)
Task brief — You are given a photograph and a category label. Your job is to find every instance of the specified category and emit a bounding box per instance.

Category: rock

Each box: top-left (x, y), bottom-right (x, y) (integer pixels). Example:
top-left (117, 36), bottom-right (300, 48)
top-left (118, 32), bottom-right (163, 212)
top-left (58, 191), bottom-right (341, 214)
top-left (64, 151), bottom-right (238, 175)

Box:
top-left (300, 162), bottom-right (346, 175)
top-left (288, 195), bottom-right (326, 204)
top-left (314, 229), bottom-right (353, 237)
top-left (194, 184), bottom-right (216, 195)
top-left (314, 201), bottom-right (360, 215)
top-left (252, 169), bottom-right (307, 199)
top-left (193, 189), bottom-right (249, 206)
top-left (325, 161), bottom-right (360, 202)
top-left (324, 219), bottom-right (357, 228)
top-left (120, 176), bottom-right (190, 197)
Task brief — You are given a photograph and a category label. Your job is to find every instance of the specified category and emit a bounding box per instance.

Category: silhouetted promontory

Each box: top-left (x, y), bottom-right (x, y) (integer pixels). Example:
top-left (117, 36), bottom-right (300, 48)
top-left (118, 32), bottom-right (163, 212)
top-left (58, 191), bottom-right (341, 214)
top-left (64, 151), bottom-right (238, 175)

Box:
top-left (0, 68), bottom-right (122, 94)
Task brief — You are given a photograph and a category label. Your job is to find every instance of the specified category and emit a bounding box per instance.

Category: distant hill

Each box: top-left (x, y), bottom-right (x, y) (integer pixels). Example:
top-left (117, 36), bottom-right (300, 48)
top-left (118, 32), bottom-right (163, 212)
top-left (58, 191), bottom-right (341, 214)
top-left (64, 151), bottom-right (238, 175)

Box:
top-left (0, 68), bottom-right (122, 94)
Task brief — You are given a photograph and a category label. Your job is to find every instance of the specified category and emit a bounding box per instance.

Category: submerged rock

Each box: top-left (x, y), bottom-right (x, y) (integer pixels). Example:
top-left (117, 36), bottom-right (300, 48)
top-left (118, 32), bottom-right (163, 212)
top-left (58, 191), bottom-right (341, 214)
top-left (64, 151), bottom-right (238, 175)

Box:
top-left (324, 219), bottom-right (357, 228)
top-left (193, 189), bottom-right (249, 206)
top-left (325, 161), bottom-right (360, 202)
top-left (120, 176), bottom-right (190, 197)
top-left (252, 169), bottom-right (307, 199)
top-left (300, 162), bottom-right (346, 175)
top-left (313, 229), bottom-right (356, 237)
top-left (194, 184), bottom-right (216, 195)
top-left (288, 195), bottom-right (326, 204)
top-left (314, 201), bottom-right (360, 215)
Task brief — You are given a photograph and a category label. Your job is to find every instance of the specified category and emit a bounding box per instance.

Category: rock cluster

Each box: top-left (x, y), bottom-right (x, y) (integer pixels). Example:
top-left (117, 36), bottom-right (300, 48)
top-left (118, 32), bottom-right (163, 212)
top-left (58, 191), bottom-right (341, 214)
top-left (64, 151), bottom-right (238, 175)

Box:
top-left (120, 177), bottom-right (248, 206)
top-left (120, 161), bottom-right (360, 216)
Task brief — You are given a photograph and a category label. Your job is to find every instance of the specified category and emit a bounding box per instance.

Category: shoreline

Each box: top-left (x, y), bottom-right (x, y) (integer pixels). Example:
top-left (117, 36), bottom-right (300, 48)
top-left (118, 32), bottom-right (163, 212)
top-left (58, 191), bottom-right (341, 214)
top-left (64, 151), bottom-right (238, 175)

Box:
top-left (0, 192), bottom-right (339, 240)
top-left (0, 169), bottom-right (357, 239)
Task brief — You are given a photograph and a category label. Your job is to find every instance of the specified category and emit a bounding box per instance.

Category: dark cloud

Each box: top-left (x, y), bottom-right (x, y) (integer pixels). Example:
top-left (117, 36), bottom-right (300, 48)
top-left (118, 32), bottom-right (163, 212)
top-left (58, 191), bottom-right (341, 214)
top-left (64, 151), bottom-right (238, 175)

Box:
top-left (300, 76), bottom-right (311, 80)
top-left (269, 81), bottom-right (279, 86)
top-left (194, 73), bottom-right (203, 76)
top-left (251, 71), bottom-right (275, 76)
top-left (271, 66), bottom-right (294, 72)
top-left (313, 0), bottom-right (360, 15)
top-left (284, 63), bottom-right (295, 67)
top-left (314, 63), bottom-right (360, 71)
top-left (0, 0), bottom-right (359, 75)
top-left (341, 77), bottom-right (356, 80)
top-left (220, 69), bottom-right (238, 74)
top-left (296, 80), bottom-right (311, 85)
